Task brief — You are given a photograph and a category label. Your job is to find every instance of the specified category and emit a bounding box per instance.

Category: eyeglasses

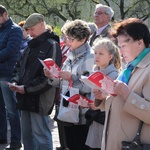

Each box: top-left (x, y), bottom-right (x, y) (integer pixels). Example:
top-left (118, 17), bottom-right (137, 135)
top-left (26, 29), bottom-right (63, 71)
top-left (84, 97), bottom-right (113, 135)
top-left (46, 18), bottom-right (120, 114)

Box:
top-left (94, 11), bottom-right (107, 16)
top-left (61, 35), bottom-right (67, 40)
top-left (66, 37), bottom-right (75, 42)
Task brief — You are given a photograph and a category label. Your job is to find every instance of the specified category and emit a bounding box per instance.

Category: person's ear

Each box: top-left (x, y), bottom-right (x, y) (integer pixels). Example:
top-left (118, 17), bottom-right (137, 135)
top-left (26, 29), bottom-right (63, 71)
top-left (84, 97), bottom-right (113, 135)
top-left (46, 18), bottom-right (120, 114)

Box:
top-left (137, 39), bottom-right (143, 46)
top-left (40, 21), bottom-right (45, 28)
top-left (106, 14), bottom-right (110, 21)
top-left (2, 11), bottom-right (7, 18)
top-left (109, 54), bottom-right (113, 61)
top-left (81, 38), bottom-right (86, 44)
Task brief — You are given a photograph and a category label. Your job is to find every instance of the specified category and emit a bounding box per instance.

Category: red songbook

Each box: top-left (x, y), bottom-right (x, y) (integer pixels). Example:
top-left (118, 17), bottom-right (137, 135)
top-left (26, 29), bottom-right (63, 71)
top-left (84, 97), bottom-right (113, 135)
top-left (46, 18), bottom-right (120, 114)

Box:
top-left (61, 94), bottom-right (94, 108)
top-left (60, 41), bottom-right (64, 47)
top-left (38, 58), bottom-right (60, 78)
top-left (80, 71), bottom-right (115, 96)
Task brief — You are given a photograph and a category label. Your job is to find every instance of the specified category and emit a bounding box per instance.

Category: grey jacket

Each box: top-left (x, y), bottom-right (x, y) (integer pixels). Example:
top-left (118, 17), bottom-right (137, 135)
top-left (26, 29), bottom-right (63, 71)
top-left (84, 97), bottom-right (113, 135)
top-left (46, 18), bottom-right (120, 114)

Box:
top-left (49, 42), bottom-right (94, 124)
top-left (89, 24), bottom-right (111, 46)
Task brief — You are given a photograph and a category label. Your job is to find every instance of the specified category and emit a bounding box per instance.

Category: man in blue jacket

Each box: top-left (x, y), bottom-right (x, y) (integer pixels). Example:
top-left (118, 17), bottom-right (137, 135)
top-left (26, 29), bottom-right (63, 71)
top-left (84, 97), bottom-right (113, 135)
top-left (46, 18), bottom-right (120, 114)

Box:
top-left (0, 5), bottom-right (22, 150)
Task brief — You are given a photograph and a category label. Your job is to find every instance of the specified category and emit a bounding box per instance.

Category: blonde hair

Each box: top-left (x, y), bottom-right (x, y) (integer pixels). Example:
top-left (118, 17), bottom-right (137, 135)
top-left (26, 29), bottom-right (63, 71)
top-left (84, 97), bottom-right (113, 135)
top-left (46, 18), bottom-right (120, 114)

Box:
top-left (92, 38), bottom-right (122, 71)
top-left (46, 24), bottom-right (53, 32)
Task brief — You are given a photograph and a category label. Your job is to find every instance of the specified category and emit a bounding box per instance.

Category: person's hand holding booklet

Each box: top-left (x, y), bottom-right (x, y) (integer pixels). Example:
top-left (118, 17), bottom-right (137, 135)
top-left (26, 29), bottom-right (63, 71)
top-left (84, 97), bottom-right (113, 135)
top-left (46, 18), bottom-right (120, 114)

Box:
top-left (80, 71), bottom-right (116, 96)
top-left (3, 81), bottom-right (17, 92)
top-left (38, 58), bottom-right (61, 78)
top-left (61, 94), bottom-right (94, 108)
top-left (1, 81), bottom-right (16, 92)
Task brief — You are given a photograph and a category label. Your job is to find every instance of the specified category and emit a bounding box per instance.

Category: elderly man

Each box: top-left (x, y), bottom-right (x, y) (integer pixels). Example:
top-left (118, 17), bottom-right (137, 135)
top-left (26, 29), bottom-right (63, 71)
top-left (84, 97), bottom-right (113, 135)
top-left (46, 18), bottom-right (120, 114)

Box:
top-left (0, 5), bottom-right (22, 150)
top-left (89, 4), bottom-right (114, 46)
top-left (9, 13), bottom-right (62, 150)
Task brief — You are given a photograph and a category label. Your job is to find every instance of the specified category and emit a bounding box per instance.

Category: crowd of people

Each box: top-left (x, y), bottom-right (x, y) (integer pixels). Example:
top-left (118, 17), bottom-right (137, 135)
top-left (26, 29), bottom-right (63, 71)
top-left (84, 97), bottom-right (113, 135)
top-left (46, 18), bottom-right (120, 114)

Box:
top-left (0, 2), bottom-right (150, 150)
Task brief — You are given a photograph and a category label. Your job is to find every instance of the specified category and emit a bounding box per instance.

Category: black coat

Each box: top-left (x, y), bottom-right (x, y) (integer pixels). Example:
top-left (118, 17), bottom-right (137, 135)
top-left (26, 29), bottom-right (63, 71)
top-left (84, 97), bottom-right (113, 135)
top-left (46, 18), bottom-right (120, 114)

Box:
top-left (12, 31), bottom-right (62, 113)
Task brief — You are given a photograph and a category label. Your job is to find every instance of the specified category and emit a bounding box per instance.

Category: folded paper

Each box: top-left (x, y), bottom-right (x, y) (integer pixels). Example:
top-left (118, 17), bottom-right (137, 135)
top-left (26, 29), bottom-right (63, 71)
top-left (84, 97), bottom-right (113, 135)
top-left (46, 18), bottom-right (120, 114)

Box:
top-left (38, 58), bottom-right (60, 78)
top-left (61, 94), bottom-right (93, 108)
top-left (80, 71), bottom-right (116, 96)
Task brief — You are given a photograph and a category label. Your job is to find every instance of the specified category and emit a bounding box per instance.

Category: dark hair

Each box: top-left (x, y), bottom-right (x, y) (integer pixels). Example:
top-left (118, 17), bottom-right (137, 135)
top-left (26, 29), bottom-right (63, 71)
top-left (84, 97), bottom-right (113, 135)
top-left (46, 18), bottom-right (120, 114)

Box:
top-left (65, 19), bottom-right (91, 42)
top-left (0, 5), bottom-right (7, 16)
top-left (111, 18), bottom-right (150, 47)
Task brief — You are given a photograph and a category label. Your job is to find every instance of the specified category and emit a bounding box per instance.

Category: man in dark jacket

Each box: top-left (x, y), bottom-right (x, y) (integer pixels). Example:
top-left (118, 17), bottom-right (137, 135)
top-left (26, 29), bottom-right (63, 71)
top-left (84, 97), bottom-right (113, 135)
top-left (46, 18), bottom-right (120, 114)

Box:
top-left (0, 5), bottom-right (22, 150)
top-left (9, 13), bottom-right (62, 150)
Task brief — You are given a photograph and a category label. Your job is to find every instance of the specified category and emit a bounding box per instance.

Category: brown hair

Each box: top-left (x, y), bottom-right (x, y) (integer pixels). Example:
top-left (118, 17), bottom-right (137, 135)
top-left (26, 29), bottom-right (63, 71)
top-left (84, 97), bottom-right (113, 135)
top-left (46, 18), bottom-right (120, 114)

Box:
top-left (111, 18), bottom-right (150, 47)
top-left (65, 19), bottom-right (91, 42)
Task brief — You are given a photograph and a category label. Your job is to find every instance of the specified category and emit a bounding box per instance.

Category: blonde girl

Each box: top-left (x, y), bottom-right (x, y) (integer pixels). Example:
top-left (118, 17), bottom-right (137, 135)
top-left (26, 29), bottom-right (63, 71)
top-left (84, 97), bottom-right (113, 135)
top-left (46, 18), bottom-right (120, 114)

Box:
top-left (85, 38), bottom-right (121, 150)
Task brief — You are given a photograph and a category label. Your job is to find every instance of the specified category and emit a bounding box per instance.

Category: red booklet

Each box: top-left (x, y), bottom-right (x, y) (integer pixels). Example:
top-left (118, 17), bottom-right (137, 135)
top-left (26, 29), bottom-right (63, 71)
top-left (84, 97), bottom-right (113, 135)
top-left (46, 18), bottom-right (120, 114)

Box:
top-left (60, 41), bottom-right (64, 47)
top-left (61, 94), bottom-right (94, 108)
top-left (38, 58), bottom-right (60, 78)
top-left (80, 71), bottom-right (115, 96)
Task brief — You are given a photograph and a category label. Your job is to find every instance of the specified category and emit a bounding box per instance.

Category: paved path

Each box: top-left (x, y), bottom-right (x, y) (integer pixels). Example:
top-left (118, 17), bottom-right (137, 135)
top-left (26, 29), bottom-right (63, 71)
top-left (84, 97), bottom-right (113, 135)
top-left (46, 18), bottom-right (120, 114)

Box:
top-left (0, 109), bottom-right (60, 150)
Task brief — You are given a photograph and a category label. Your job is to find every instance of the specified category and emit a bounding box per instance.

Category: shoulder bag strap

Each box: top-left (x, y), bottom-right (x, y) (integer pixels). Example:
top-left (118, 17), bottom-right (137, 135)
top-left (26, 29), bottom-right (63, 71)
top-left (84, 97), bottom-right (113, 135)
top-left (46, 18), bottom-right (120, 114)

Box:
top-left (133, 121), bottom-right (143, 142)
top-left (136, 121), bottom-right (143, 136)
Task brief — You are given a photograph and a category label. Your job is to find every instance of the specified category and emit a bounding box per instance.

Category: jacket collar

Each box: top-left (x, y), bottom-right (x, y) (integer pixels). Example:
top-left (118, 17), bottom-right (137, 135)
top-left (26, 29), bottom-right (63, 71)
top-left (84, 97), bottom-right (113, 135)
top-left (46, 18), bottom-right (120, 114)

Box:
top-left (28, 31), bottom-right (59, 48)
top-left (65, 42), bottom-right (90, 60)
top-left (93, 64), bottom-right (118, 75)
top-left (137, 51), bottom-right (150, 68)
top-left (96, 24), bottom-right (109, 35)
top-left (0, 18), bottom-right (12, 29)
top-left (100, 24), bottom-right (111, 35)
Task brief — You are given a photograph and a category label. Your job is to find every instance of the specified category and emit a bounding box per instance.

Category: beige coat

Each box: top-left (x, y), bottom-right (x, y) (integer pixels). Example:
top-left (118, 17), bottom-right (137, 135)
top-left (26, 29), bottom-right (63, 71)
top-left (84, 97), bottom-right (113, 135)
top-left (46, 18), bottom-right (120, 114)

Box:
top-left (100, 52), bottom-right (150, 150)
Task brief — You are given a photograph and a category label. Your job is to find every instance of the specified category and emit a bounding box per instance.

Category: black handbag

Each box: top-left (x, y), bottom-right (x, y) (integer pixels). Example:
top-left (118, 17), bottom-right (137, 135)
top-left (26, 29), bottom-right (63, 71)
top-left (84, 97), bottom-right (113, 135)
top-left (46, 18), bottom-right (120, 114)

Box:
top-left (121, 121), bottom-right (150, 150)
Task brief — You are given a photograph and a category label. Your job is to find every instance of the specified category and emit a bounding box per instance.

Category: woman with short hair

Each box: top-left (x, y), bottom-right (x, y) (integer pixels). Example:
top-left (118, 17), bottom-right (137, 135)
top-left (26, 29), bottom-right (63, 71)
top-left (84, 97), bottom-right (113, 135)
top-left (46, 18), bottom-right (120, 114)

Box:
top-left (44, 19), bottom-right (94, 150)
top-left (94, 18), bottom-right (150, 150)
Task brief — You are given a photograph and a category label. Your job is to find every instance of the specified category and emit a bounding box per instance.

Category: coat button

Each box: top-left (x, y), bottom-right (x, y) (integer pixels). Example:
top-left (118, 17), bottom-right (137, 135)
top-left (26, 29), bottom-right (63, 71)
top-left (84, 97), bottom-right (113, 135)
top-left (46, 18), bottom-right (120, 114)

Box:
top-left (132, 99), bottom-right (136, 104)
top-left (140, 104), bottom-right (145, 109)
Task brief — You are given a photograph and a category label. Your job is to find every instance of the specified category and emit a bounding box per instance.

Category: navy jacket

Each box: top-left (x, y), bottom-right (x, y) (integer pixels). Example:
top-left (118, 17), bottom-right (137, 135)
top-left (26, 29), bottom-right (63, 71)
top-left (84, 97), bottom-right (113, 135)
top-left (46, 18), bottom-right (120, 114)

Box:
top-left (0, 18), bottom-right (22, 77)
